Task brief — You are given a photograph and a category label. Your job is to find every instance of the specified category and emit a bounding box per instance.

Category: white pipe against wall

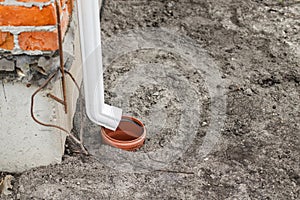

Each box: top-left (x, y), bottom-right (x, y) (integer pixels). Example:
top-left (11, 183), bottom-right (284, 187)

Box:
top-left (77, 0), bottom-right (122, 130)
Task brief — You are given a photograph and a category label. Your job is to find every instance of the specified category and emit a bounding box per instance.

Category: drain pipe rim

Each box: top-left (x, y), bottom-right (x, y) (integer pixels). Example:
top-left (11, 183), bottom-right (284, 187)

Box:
top-left (101, 116), bottom-right (146, 150)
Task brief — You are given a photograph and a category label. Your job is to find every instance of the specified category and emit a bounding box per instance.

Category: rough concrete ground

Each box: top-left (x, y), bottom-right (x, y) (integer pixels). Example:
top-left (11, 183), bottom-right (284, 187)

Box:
top-left (2, 0), bottom-right (300, 199)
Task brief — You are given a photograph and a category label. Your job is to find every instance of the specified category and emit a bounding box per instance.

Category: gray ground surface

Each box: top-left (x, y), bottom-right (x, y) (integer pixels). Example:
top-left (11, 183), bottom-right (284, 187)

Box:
top-left (2, 0), bottom-right (300, 199)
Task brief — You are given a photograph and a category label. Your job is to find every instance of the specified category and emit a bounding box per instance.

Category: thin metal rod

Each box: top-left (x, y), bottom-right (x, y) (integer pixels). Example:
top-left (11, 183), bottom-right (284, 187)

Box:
top-left (55, 0), bottom-right (68, 114)
top-left (30, 70), bottom-right (89, 155)
top-left (47, 93), bottom-right (65, 105)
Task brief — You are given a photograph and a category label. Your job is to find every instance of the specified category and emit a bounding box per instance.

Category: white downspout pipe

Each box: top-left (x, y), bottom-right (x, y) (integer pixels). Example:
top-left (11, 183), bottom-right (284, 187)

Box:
top-left (77, 0), bottom-right (122, 130)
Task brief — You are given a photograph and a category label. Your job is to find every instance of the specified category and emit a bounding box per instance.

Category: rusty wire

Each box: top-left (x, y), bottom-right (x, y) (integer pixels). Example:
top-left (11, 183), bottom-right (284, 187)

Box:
top-left (55, 0), bottom-right (68, 114)
top-left (30, 0), bottom-right (89, 155)
top-left (30, 69), bottom-right (88, 155)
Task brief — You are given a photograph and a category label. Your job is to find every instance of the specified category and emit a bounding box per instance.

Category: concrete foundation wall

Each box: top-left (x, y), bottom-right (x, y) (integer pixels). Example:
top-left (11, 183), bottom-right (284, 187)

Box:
top-left (0, 5), bottom-right (82, 172)
top-left (0, 82), bottom-right (65, 172)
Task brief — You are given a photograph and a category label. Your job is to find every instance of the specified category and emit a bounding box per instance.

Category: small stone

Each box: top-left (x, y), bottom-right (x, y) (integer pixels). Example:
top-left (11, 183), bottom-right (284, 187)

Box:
top-left (244, 88), bottom-right (253, 96)
top-left (38, 56), bottom-right (59, 72)
top-left (167, 2), bottom-right (174, 7)
top-left (19, 185), bottom-right (25, 193)
top-left (16, 55), bottom-right (33, 74)
top-left (0, 58), bottom-right (14, 71)
top-left (201, 121), bottom-right (208, 127)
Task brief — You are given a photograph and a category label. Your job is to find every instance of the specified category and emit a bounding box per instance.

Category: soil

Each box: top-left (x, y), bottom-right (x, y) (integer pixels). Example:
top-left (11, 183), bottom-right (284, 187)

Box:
top-left (2, 0), bottom-right (300, 199)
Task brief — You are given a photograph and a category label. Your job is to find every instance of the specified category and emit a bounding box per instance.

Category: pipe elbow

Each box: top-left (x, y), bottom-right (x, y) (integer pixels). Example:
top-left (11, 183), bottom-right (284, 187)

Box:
top-left (86, 104), bottom-right (122, 131)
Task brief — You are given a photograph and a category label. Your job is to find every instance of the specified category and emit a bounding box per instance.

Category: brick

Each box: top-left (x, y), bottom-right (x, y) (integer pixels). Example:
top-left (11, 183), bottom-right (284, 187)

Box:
top-left (17, 0), bottom-right (50, 2)
top-left (0, 32), bottom-right (14, 50)
top-left (0, 5), bottom-right (56, 26)
top-left (19, 31), bottom-right (58, 51)
top-left (61, 7), bottom-right (70, 35)
top-left (56, 0), bottom-right (73, 37)
top-left (66, 0), bottom-right (74, 17)
top-left (58, 0), bottom-right (73, 14)
top-left (0, 0), bottom-right (74, 52)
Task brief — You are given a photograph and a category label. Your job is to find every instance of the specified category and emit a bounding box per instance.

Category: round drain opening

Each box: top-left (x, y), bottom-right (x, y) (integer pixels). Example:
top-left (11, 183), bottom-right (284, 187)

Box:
top-left (101, 116), bottom-right (146, 151)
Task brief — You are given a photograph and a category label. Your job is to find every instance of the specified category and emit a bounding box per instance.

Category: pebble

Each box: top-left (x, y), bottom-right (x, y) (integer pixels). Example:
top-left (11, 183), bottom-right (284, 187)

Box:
top-left (201, 121), bottom-right (208, 127)
top-left (244, 88), bottom-right (253, 96)
top-left (19, 185), bottom-right (25, 193)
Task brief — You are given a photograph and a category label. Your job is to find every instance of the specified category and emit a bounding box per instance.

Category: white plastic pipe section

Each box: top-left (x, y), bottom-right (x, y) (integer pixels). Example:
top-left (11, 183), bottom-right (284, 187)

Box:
top-left (77, 0), bottom-right (122, 130)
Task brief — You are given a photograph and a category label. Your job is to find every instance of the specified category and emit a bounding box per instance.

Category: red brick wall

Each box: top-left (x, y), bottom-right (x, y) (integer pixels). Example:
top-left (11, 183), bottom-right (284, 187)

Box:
top-left (0, 0), bottom-right (73, 53)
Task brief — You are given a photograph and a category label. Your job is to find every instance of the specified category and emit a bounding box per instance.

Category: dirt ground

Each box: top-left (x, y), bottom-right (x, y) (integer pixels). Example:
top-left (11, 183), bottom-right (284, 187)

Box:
top-left (2, 0), bottom-right (300, 199)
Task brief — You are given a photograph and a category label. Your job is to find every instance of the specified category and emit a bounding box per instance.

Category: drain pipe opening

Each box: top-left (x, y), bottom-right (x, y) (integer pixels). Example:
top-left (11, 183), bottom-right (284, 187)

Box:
top-left (101, 116), bottom-right (146, 151)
